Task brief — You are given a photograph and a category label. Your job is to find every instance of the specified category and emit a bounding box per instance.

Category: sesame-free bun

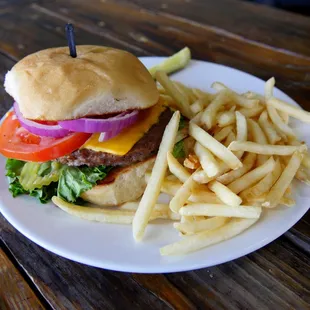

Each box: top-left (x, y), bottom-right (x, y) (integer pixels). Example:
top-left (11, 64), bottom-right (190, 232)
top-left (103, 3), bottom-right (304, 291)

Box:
top-left (4, 45), bottom-right (159, 120)
top-left (81, 156), bottom-right (155, 206)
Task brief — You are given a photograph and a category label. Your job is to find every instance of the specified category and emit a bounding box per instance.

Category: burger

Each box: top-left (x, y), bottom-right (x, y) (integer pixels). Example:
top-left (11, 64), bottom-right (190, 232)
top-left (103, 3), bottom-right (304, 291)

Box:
top-left (0, 45), bottom-right (175, 206)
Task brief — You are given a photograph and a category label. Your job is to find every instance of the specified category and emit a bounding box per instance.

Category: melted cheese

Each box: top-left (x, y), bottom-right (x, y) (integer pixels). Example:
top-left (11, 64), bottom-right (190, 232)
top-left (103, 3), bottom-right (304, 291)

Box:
top-left (82, 101), bottom-right (167, 155)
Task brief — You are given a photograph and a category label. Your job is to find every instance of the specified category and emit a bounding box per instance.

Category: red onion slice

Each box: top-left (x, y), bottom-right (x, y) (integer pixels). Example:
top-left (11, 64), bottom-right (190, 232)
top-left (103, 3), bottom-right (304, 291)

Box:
top-left (58, 110), bottom-right (139, 133)
top-left (98, 127), bottom-right (123, 142)
top-left (13, 103), bottom-right (71, 138)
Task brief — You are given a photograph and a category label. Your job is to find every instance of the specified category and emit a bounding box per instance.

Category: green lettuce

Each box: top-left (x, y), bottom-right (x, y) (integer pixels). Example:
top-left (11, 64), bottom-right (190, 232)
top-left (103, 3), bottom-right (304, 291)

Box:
top-left (172, 140), bottom-right (185, 159)
top-left (5, 159), bottom-right (111, 204)
top-left (57, 165), bottom-right (112, 203)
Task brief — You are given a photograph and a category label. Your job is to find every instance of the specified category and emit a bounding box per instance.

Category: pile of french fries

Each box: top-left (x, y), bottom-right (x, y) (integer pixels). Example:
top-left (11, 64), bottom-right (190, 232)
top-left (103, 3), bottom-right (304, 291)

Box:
top-left (53, 48), bottom-right (310, 256)
top-left (133, 70), bottom-right (310, 255)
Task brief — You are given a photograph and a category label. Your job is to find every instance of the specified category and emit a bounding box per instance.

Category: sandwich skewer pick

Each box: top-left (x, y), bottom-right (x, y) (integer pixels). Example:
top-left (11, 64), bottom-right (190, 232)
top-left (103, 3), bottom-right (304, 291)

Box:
top-left (65, 23), bottom-right (77, 58)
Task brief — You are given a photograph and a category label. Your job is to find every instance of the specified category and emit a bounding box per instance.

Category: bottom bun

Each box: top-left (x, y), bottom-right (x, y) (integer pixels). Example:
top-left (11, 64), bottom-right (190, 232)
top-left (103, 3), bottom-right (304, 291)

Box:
top-left (81, 157), bottom-right (155, 206)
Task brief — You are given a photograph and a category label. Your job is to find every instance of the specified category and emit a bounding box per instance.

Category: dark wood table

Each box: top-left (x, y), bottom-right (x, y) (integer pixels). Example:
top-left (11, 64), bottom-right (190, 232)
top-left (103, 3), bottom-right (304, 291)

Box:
top-left (0, 1), bottom-right (309, 309)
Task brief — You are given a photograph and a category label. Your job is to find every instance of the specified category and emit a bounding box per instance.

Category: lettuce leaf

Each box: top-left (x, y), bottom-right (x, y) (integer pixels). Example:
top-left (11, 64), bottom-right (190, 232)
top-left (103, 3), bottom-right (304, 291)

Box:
top-left (172, 140), bottom-right (185, 159)
top-left (57, 165), bottom-right (112, 203)
top-left (5, 159), bottom-right (111, 204)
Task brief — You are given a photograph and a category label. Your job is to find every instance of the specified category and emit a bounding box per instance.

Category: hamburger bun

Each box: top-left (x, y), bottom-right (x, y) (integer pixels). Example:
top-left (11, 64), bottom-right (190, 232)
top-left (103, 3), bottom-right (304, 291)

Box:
top-left (81, 156), bottom-right (155, 206)
top-left (4, 45), bottom-right (159, 121)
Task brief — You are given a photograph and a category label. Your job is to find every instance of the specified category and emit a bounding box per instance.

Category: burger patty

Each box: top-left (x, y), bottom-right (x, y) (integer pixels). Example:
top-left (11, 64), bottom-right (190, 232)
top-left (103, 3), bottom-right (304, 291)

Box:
top-left (58, 109), bottom-right (173, 167)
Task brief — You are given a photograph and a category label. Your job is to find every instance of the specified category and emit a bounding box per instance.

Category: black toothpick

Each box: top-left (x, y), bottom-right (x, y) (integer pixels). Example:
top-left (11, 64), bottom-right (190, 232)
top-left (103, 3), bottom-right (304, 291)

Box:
top-left (65, 23), bottom-right (77, 58)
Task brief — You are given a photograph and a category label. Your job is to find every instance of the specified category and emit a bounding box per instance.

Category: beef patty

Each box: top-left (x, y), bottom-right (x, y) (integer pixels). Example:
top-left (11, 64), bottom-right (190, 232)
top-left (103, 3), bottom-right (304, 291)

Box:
top-left (58, 109), bottom-right (173, 167)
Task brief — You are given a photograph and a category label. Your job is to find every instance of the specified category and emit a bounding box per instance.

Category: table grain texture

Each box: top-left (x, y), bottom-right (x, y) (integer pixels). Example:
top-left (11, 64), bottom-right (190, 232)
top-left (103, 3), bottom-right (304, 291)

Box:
top-left (0, 0), bottom-right (309, 309)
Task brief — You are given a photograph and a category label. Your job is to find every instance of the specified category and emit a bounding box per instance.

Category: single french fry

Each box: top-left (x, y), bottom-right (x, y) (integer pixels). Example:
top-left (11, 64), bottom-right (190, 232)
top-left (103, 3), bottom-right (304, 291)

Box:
top-left (52, 197), bottom-right (180, 223)
top-left (160, 218), bottom-right (258, 255)
top-left (190, 110), bottom-right (203, 125)
top-left (208, 180), bottom-right (242, 206)
top-left (180, 203), bottom-right (262, 219)
top-left (228, 157), bottom-right (276, 194)
top-left (167, 151), bottom-right (191, 182)
top-left (235, 111), bottom-right (247, 158)
top-left (169, 172), bottom-right (197, 213)
top-left (217, 110), bottom-right (236, 127)
top-left (120, 202), bottom-right (181, 221)
top-left (201, 90), bottom-right (230, 129)
top-left (174, 81), bottom-right (197, 104)
top-left (267, 104), bottom-right (296, 139)
top-left (223, 131), bottom-right (236, 148)
top-left (216, 152), bottom-right (256, 185)
top-left (156, 71), bottom-right (193, 118)
top-left (190, 100), bottom-right (204, 114)
top-left (189, 123), bottom-right (242, 170)
top-left (194, 142), bottom-right (220, 177)
top-left (267, 97), bottom-right (310, 123)
top-left (263, 151), bottom-right (303, 208)
top-left (247, 118), bottom-right (268, 165)
top-left (228, 141), bottom-right (307, 156)
top-left (133, 111), bottom-right (180, 241)
top-left (174, 216), bottom-right (228, 235)
top-left (258, 110), bottom-right (281, 145)
top-left (213, 125), bottom-right (234, 142)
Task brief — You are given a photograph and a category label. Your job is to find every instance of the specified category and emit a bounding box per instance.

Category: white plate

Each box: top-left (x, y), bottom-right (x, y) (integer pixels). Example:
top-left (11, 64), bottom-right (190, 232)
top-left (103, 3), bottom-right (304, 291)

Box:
top-left (0, 58), bottom-right (309, 273)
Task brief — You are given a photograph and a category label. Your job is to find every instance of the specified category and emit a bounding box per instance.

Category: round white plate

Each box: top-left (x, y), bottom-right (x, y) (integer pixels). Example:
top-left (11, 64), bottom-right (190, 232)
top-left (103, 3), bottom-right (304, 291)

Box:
top-left (0, 58), bottom-right (309, 273)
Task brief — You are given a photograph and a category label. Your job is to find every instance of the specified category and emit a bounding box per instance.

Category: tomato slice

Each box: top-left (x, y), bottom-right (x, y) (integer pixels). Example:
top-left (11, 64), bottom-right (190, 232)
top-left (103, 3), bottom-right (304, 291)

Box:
top-left (0, 112), bottom-right (91, 162)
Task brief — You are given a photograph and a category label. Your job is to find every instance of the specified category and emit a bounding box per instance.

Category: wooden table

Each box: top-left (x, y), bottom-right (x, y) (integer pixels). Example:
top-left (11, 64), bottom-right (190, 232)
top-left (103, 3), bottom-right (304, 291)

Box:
top-left (0, 1), bottom-right (309, 309)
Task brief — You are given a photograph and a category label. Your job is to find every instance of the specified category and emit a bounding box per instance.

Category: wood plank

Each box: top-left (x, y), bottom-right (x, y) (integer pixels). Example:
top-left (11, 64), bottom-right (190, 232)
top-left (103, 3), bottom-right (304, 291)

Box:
top-left (165, 239), bottom-right (310, 310)
top-left (132, 274), bottom-right (196, 309)
top-left (0, 246), bottom-right (44, 310)
top-left (0, 3), bottom-right (150, 61)
top-left (0, 215), bottom-right (172, 310)
top-left (2, 212), bottom-right (309, 309)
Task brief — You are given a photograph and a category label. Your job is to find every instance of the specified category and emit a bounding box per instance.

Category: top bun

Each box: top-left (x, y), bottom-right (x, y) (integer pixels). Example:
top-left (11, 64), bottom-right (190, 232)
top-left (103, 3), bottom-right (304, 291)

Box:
top-left (4, 45), bottom-right (159, 120)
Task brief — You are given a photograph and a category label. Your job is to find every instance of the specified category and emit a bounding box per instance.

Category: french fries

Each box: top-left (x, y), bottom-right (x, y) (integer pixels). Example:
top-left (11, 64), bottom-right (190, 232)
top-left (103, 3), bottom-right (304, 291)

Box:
top-left (156, 71), bottom-right (193, 119)
top-left (263, 151), bottom-right (303, 208)
top-left (216, 152), bottom-right (256, 185)
top-left (189, 123), bottom-right (242, 170)
top-left (247, 119), bottom-right (268, 165)
top-left (174, 217), bottom-right (228, 235)
top-left (211, 82), bottom-right (259, 108)
top-left (160, 218), bottom-right (259, 255)
top-left (239, 104), bottom-right (264, 118)
top-left (258, 110), bottom-right (281, 145)
top-left (240, 159), bottom-right (282, 200)
top-left (132, 111), bottom-right (180, 241)
top-left (213, 125), bottom-right (234, 142)
top-left (267, 97), bottom-right (310, 123)
top-left (228, 157), bottom-right (276, 194)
